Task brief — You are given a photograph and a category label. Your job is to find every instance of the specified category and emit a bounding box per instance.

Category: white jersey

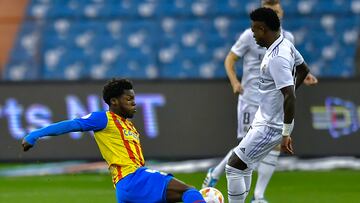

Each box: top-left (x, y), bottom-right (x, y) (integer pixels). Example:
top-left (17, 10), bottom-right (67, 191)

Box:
top-left (231, 28), bottom-right (295, 105)
top-left (252, 35), bottom-right (304, 129)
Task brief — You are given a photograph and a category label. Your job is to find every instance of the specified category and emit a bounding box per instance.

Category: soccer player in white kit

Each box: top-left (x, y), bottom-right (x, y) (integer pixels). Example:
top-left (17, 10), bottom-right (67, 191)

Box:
top-left (224, 7), bottom-right (310, 203)
top-left (202, 1), bottom-right (317, 202)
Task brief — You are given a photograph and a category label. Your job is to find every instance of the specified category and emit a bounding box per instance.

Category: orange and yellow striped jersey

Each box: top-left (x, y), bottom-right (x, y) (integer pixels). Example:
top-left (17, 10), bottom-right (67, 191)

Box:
top-left (79, 111), bottom-right (145, 184)
top-left (96, 111), bottom-right (144, 184)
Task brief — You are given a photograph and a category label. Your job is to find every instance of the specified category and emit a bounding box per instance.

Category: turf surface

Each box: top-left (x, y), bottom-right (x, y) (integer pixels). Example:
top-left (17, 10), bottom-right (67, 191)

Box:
top-left (1, 170), bottom-right (359, 203)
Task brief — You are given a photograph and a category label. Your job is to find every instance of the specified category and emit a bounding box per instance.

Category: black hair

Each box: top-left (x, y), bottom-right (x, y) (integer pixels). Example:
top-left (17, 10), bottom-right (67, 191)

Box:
top-left (102, 78), bottom-right (133, 105)
top-left (250, 7), bottom-right (280, 31)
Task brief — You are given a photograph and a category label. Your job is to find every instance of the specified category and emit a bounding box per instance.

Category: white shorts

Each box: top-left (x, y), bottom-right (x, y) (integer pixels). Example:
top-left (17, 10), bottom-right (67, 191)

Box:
top-left (233, 125), bottom-right (282, 169)
top-left (237, 97), bottom-right (258, 139)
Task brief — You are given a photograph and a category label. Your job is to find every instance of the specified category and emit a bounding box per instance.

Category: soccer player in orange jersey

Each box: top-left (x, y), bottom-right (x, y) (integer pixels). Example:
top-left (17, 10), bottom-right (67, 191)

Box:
top-left (22, 78), bottom-right (206, 203)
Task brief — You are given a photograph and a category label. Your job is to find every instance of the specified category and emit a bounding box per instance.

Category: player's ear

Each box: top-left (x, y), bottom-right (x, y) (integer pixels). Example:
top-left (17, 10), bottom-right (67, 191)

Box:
top-left (110, 97), bottom-right (118, 106)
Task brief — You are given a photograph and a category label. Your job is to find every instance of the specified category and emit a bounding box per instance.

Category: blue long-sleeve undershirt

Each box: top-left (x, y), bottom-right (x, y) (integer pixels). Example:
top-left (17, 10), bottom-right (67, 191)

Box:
top-left (24, 112), bottom-right (107, 146)
top-left (24, 120), bottom-right (83, 145)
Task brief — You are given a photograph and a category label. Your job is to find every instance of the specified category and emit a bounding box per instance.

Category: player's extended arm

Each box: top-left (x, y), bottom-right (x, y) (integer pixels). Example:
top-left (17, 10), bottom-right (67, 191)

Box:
top-left (224, 51), bottom-right (243, 94)
top-left (22, 120), bottom-right (82, 151)
top-left (280, 86), bottom-right (296, 155)
top-left (295, 62), bottom-right (310, 90)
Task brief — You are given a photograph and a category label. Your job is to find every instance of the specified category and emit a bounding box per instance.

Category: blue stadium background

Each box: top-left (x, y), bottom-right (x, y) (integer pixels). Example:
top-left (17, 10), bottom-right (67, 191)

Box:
top-left (3, 0), bottom-right (360, 80)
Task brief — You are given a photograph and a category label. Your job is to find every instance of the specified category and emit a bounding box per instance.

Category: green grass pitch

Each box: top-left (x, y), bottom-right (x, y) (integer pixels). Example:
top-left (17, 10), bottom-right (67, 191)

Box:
top-left (1, 170), bottom-right (360, 203)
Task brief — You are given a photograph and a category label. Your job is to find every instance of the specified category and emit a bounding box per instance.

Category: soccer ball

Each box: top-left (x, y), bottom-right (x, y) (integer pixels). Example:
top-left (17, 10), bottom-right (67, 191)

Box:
top-left (199, 187), bottom-right (224, 203)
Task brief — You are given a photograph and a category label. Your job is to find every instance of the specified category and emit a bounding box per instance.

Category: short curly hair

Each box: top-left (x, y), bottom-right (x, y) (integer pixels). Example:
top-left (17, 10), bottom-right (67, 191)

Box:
top-left (102, 78), bottom-right (133, 105)
top-left (250, 7), bottom-right (280, 31)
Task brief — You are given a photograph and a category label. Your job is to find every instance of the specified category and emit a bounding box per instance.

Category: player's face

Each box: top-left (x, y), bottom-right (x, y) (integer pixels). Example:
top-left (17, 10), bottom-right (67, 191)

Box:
top-left (112, 89), bottom-right (137, 118)
top-left (251, 21), bottom-right (266, 47)
top-left (263, 3), bottom-right (284, 20)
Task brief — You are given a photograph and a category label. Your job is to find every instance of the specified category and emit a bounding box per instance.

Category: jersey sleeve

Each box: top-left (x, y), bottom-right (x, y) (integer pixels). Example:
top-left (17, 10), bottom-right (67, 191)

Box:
top-left (24, 111), bottom-right (108, 146)
top-left (24, 120), bottom-right (83, 145)
top-left (269, 56), bottom-right (294, 90)
top-left (230, 29), bottom-right (252, 57)
top-left (283, 31), bottom-right (295, 44)
top-left (294, 48), bottom-right (304, 66)
top-left (73, 111), bottom-right (108, 132)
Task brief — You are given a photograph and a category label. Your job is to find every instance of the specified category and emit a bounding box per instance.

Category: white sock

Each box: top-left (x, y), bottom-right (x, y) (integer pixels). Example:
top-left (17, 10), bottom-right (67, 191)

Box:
top-left (244, 173), bottom-right (252, 194)
top-left (254, 150), bottom-right (280, 199)
top-left (226, 164), bottom-right (252, 203)
top-left (212, 148), bottom-right (234, 178)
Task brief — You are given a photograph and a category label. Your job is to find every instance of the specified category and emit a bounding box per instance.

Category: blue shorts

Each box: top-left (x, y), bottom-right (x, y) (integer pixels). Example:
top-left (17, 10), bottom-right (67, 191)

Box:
top-left (115, 167), bottom-right (173, 203)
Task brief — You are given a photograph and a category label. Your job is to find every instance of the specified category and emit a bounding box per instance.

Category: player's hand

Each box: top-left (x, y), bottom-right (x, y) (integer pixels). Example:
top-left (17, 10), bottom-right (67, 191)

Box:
top-left (22, 139), bottom-right (33, 152)
top-left (232, 81), bottom-right (244, 95)
top-left (304, 73), bottom-right (318, 86)
top-left (281, 136), bottom-right (293, 155)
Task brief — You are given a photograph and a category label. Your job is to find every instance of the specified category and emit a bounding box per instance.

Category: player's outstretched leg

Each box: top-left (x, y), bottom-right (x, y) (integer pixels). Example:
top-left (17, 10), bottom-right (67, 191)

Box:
top-left (252, 149), bottom-right (280, 202)
top-left (166, 178), bottom-right (205, 203)
top-left (115, 168), bottom-right (205, 203)
top-left (182, 188), bottom-right (206, 203)
top-left (202, 148), bottom-right (234, 188)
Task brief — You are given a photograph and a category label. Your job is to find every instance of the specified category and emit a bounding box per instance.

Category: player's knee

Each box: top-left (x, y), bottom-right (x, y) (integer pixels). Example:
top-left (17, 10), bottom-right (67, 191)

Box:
top-left (226, 164), bottom-right (252, 177)
top-left (227, 152), bottom-right (248, 170)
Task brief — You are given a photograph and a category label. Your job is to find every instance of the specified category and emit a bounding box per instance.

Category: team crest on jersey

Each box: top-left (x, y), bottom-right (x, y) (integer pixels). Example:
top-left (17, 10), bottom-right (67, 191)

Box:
top-left (123, 129), bottom-right (139, 140)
